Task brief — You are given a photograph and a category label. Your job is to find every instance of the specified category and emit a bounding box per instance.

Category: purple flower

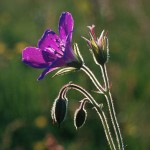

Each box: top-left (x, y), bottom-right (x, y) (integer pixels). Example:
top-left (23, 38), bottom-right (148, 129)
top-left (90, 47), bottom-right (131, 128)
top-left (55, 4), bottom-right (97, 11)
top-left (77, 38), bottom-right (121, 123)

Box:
top-left (22, 12), bottom-right (82, 80)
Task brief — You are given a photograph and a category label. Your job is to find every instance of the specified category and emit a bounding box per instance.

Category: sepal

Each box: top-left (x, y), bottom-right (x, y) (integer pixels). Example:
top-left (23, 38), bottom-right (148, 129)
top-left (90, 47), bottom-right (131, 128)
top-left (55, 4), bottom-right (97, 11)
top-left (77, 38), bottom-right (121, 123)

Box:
top-left (73, 43), bottom-right (84, 63)
top-left (53, 67), bottom-right (76, 77)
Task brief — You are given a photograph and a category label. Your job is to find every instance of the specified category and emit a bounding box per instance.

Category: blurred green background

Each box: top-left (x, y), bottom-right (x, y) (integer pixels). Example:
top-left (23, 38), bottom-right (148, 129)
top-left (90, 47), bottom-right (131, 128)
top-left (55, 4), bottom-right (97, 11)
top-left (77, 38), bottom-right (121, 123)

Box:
top-left (0, 0), bottom-right (150, 149)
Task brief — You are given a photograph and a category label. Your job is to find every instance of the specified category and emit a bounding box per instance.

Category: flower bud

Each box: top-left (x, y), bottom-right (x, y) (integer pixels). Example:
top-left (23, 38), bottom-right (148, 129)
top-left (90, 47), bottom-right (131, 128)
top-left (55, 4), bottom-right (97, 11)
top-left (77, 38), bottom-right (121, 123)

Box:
top-left (83, 25), bottom-right (109, 66)
top-left (94, 30), bottom-right (109, 65)
top-left (74, 100), bottom-right (87, 129)
top-left (51, 97), bottom-right (68, 126)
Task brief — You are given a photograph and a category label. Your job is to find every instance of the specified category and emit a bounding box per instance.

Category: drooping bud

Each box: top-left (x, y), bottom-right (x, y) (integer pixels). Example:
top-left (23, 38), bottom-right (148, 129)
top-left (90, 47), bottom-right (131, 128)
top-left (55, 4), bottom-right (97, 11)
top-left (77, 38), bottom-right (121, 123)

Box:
top-left (51, 97), bottom-right (68, 126)
top-left (74, 99), bottom-right (88, 129)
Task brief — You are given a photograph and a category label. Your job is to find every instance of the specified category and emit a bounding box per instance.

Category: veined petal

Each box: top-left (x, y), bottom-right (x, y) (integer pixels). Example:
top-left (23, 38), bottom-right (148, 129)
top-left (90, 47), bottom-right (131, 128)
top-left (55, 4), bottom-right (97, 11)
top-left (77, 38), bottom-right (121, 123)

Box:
top-left (37, 58), bottom-right (66, 80)
top-left (22, 47), bottom-right (53, 68)
top-left (63, 34), bottom-right (75, 62)
top-left (38, 29), bottom-right (61, 52)
top-left (59, 12), bottom-right (74, 40)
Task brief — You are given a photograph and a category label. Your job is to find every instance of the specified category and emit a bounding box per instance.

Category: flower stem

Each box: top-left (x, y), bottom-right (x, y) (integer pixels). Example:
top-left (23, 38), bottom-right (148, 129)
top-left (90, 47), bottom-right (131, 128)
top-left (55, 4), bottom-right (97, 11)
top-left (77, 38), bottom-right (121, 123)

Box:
top-left (81, 64), bottom-right (105, 93)
top-left (81, 64), bottom-right (122, 150)
top-left (101, 64), bottom-right (124, 150)
top-left (61, 83), bottom-right (116, 150)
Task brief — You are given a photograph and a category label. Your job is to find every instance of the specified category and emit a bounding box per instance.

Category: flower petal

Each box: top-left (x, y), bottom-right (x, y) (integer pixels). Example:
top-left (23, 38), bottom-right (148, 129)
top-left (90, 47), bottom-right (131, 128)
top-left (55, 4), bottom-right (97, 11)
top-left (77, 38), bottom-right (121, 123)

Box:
top-left (37, 58), bottom-right (66, 80)
top-left (38, 29), bottom-right (61, 52)
top-left (87, 25), bottom-right (96, 40)
top-left (63, 34), bottom-right (75, 62)
top-left (22, 47), bottom-right (54, 68)
top-left (59, 12), bottom-right (74, 40)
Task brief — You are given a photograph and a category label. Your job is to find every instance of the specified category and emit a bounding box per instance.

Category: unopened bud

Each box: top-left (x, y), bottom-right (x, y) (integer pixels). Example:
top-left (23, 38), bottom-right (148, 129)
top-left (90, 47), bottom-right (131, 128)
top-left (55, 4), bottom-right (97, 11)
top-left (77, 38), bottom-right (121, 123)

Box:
top-left (51, 97), bottom-right (68, 126)
top-left (84, 25), bottom-right (109, 66)
top-left (74, 100), bottom-right (87, 129)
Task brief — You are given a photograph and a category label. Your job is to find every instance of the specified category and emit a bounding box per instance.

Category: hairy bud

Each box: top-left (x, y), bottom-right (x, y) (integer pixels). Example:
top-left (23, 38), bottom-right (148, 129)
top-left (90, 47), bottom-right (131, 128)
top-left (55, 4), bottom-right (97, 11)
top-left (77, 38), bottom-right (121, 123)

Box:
top-left (51, 97), bottom-right (68, 126)
top-left (94, 30), bottom-right (109, 65)
top-left (83, 25), bottom-right (109, 66)
top-left (74, 99), bottom-right (87, 129)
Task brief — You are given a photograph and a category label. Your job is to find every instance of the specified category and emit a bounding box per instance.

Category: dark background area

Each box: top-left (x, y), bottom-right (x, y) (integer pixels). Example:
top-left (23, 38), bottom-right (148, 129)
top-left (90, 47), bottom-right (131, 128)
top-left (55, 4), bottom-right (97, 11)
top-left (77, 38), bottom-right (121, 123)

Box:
top-left (0, 0), bottom-right (150, 149)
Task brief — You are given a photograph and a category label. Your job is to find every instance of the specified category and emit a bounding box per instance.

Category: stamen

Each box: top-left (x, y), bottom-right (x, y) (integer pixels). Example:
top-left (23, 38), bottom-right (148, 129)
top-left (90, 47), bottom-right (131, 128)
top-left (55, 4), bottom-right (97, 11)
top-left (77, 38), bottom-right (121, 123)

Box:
top-left (47, 47), bottom-right (63, 58)
top-left (55, 39), bottom-right (60, 43)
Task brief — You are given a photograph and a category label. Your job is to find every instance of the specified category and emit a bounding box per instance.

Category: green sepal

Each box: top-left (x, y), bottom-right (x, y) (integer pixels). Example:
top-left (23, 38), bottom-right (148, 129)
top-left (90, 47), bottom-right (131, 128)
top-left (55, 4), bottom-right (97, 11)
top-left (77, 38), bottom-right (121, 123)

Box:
top-left (91, 90), bottom-right (104, 94)
top-left (53, 67), bottom-right (77, 77)
top-left (73, 43), bottom-right (84, 63)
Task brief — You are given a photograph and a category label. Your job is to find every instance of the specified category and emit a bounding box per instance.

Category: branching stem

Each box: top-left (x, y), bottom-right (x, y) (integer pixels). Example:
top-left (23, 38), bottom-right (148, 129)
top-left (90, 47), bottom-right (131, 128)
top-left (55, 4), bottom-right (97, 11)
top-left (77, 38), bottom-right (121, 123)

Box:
top-left (60, 83), bottom-right (116, 150)
top-left (101, 64), bottom-right (124, 150)
top-left (81, 64), bottom-right (124, 150)
top-left (81, 64), bottom-right (105, 93)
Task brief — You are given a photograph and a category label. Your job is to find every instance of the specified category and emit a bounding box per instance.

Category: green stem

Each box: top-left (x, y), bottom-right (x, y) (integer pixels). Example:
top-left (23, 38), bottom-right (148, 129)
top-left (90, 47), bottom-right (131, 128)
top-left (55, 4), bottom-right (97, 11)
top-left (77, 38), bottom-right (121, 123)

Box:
top-left (61, 83), bottom-right (116, 150)
top-left (81, 64), bottom-right (105, 93)
top-left (101, 65), bottom-right (124, 150)
top-left (94, 107), bottom-right (116, 150)
top-left (81, 64), bottom-right (121, 150)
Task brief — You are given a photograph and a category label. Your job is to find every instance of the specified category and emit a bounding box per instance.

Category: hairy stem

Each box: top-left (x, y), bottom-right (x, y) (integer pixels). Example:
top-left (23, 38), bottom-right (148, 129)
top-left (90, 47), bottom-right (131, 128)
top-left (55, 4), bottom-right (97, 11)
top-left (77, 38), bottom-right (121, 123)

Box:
top-left (101, 64), bottom-right (124, 150)
top-left (81, 64), bottom-right (122, 150)
top-left (60, 83), bottom-right (116, 150)
top-left (81, 64), bottom-right (105, 93)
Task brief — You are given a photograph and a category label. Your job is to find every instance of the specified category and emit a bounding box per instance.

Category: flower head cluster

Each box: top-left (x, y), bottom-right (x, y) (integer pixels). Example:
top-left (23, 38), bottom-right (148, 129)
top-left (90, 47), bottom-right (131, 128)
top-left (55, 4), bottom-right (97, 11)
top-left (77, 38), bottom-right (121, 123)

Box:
top-left (22, 12), bottom-right (83, 80)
